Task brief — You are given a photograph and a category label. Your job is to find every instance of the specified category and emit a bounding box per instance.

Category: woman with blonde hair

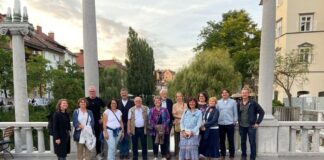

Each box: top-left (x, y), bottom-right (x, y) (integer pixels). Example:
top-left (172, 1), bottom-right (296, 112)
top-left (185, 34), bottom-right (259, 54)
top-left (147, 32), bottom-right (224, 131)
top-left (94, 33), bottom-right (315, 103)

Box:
top-left (72, 98), bottom-right (95, 160)
top-left (200, 97), bottom-right (220, 159)
top-left (53, 99), bottom-right (71, 160)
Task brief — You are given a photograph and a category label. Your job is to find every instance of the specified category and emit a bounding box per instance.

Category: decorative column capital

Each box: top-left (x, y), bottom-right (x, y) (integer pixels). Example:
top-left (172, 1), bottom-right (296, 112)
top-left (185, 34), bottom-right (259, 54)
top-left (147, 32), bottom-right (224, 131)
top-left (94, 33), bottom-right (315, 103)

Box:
top-left (0, 23), bottom-right (34, 36)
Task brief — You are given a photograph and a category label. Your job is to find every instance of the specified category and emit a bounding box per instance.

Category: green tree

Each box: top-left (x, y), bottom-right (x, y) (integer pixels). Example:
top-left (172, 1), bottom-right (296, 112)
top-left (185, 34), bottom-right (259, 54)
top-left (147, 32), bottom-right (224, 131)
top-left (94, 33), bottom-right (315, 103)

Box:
top-left (0, 35), bottom-right (13, 99)
top-left (274, 52), bottom-right (309, 107)
top-left (99, 67), bottom-right (126, 101)
top-left (125, 27), bottom-right (155, 99)
top-left (26, 54), bottom-right (50, 98)
top-left (49, 61), bottom-right (84, 109)
top-left (196, 9), bottom-right (260, 86)
top-left (168, 49), bottom-right (241, 99)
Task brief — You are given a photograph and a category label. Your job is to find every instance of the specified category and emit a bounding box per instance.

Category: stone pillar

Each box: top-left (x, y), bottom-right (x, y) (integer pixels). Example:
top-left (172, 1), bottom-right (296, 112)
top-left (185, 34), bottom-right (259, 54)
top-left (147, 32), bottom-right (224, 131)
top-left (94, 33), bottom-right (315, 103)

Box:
top-left (82, 0), bottom-right (100, 96)
top-left (14, 127), bottom-right (22, 153)
top-left (257, 0), bottom-right (279, 156)
top-left (25, 127), bottom-right (34, 153)
top-left (35, 127), bottom-right (45, 153)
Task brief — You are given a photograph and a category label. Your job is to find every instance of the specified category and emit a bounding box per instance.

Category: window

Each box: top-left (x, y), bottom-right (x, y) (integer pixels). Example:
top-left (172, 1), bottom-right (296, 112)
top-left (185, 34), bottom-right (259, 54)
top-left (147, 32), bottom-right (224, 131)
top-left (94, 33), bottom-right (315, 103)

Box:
top-left (276, 19), bottom-right (282, 37)
top-left (298, 42), bottom-right (313, 63)
top-left (299, 14), bottom-right (313, 32)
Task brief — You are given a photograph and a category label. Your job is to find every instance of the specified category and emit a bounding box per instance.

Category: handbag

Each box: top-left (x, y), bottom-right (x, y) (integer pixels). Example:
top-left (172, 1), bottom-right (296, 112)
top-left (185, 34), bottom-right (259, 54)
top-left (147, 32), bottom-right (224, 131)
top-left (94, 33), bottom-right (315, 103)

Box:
top-left (73, 110), bottom-right (89, 142)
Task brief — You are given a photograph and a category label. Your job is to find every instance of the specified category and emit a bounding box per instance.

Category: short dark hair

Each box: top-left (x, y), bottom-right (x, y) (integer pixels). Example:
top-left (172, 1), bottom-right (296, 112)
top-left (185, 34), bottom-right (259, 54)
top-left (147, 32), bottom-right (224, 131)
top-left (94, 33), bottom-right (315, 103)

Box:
top-left (107, 98), bottom-right (118, 109)
top-left (198, 92), bottom-right (208, 102)
top-left (187, 97), bottom-right (198, 109)
top-left (221, 89), bottom-right (231, 95)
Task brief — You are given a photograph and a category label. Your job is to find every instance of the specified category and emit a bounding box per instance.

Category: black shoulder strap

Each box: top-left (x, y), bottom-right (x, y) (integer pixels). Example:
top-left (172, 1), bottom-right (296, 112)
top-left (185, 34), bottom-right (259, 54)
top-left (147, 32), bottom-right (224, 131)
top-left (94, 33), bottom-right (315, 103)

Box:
top-left (110, 109), bottom-right (121, 125)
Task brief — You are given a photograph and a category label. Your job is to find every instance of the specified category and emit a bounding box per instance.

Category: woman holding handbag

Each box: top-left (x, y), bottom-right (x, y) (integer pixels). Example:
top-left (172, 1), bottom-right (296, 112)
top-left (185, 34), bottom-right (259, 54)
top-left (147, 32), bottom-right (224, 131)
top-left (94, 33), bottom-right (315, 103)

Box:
top-left (148, 96), bottom-right (170, 160)
top-left (102, 99), bottom-right (124, 160)
top-left (72, 98), bottom-right (95, 160)
top-left (172, 92), bottom-right (187, 158)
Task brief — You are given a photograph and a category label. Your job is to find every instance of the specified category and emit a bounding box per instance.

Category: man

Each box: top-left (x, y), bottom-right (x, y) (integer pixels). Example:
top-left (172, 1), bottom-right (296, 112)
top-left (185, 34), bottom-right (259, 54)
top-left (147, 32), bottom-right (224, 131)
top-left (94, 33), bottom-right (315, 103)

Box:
top-left (238, 87), bottom-right (264, 160)
top-left (86, 86), bottom-right (105, 159)
top-left (217, 89), bottom-right (238, 160)
top-left (159, 89), bottom-right (173, 159)
top-left (117, 88), bottom-right (134, 159)
top-left (128, 97), bottom-right (149, 160)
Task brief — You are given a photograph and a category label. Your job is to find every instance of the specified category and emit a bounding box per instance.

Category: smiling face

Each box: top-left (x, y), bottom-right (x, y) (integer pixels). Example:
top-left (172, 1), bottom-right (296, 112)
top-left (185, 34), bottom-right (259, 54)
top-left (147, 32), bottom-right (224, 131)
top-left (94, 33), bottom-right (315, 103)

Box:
top-left (110, 100), bottom-right (117, 110)
top-left (60, 100), bottom-right (68, 111)
top-left (88, 86), bottom-right (97, 99)
top-left (176, 92), bottom-right (183, 103)
top-left (188, 100), bottom-right (196, 109)
top-left (134, 97), bottom-right (142, 107)
top-left (198, 93), bottom-right (206, 102)
top-left (154, 98), bottom-right (161, 107)
top-left (221, 90), bottom-right (230, 99)
top-left (120, 90), bottom-right (128, 100)
top-left (79, 99), bottom-right (87, 109)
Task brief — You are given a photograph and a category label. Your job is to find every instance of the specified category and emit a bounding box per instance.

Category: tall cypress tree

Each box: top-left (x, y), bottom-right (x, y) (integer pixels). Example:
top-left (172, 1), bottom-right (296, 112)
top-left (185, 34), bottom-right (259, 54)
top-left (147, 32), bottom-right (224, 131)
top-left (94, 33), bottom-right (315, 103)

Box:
top-left (125, 27), bottom-right (155, 99)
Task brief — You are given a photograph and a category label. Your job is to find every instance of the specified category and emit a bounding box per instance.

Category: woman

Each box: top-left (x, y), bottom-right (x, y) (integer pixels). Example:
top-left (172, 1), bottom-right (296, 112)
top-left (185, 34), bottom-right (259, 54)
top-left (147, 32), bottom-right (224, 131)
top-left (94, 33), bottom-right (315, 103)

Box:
top-left (201, 97), bottom-right (220, 159)
top-left (72, 98), bottom-right (95, 160)
top-left (179, 98), bottom-right (202, 160)
top-left (172, 92), bottom-right (188, 158)
top-left (53, 99), bottom-right (71, 160)
top-left (148, 96), bottom-right (170, 160)
top-left (102, 99), bottom-right (124, 160)
top-left (197, 92), bottom-right (208, 156)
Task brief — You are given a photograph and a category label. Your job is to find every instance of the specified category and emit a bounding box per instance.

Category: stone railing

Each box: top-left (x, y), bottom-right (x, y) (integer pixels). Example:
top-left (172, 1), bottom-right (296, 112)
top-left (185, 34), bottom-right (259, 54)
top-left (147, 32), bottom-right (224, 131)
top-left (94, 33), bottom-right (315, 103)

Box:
top-left (278, 121), bottom-right (324, 155)
top-left (1, 121), bottom-right (324, 158)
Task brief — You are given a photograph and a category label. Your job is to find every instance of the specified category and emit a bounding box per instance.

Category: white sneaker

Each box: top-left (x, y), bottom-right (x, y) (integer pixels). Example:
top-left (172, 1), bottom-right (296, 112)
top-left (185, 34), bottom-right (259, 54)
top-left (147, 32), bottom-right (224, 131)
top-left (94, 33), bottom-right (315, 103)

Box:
top-left (153, 157), bottom-right (158, 160)
top-left (161, 158), bottom-right (167, 160)
top-left (96, 154), bottom-right (103, 160)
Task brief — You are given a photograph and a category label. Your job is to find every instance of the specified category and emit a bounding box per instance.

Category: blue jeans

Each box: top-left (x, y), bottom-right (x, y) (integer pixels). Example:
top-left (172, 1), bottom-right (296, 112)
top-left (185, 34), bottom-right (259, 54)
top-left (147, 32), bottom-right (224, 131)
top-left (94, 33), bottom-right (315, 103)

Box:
top-left (119, 129), bottom-right (130, 156)
top-left (106, 129), bottom-right (120, 160)
top-left (131, 127), bottom-right (147, 160)
top-left (239, 126), bottom-right (257, 160)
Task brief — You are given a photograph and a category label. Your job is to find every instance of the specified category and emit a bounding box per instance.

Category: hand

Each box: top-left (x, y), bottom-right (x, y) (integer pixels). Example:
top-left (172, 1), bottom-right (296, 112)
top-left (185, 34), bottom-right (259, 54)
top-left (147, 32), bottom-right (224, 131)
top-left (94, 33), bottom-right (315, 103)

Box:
top-left (253, 124), bottom-right (259, 128)
top-left (201, 127), bottom-right (206, 131)
top-left (127, 129), bottom-right (132, 136)
top-left (181, 131), bottom-right (186, 138)
top-left (79, 124), bottom-right (84, 129)
top-left (104, 131), bottom-right (109, 140)
top-left (55, 139), bottom-right (61, 144)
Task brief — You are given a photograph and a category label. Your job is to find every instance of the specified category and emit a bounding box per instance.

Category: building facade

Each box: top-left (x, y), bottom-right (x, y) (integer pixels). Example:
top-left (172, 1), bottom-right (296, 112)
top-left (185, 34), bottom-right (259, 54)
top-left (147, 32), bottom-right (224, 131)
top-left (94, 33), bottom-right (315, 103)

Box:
top-left (275, 0), bottom-right (324, 101)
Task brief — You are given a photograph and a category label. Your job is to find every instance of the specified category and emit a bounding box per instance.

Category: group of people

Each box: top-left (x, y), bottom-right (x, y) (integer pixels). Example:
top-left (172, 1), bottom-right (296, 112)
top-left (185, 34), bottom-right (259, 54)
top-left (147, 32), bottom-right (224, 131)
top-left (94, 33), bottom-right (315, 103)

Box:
top-left (51, 86), bottom-right (264, 160)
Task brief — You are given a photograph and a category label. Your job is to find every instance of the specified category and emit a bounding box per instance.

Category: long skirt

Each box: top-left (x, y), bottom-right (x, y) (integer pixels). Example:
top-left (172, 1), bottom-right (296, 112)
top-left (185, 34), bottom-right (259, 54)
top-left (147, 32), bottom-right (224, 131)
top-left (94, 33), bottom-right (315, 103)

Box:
top-left (201, 129), bottom-right (220, 158)
top-left (179, 135), bottom-right (199, 160)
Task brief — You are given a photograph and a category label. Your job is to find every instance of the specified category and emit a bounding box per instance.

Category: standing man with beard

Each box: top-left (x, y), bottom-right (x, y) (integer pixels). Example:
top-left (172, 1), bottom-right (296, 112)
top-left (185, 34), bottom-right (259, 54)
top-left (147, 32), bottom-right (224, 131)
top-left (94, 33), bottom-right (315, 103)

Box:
top-left (117, 88), bottom-right (134, 159)
top-left (86, 86), bottom-right (105, 159)
top-left (159, 89), bottom-right (173, 159)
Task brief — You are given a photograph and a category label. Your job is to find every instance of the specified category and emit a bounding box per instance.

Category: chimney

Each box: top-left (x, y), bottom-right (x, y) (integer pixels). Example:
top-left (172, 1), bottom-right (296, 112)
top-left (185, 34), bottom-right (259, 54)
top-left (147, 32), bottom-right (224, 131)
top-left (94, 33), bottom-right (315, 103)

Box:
top-left (80, 49), bottom-right (84, 54)
top-left (48, 32), bottom-right (54, 40)
top-left (36, 26), bottom-right (42, 34)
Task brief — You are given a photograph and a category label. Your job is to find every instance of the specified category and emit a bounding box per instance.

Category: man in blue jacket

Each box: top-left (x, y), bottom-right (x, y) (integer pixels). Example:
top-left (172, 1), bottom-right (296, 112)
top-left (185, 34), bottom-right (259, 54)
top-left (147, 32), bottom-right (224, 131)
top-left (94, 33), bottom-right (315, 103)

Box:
top-left (238, 87), bottom-right (264, 160)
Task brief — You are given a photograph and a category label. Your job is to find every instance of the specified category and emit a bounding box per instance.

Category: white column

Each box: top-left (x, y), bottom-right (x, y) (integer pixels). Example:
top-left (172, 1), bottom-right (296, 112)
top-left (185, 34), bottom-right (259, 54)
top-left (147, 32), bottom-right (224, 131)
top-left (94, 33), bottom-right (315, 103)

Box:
top-left (258, 0), bottom-right (276, 118)
top-left (25, 127), bottom-right (33, 153)
top-left (12, 34), bottom-right (29, 122)
top-left (14, 127), bottom-right (22, 153)
top-left (50, 135), bottom-right (54, 153)
top-left (290, 127), bottom-right (298, 152)
top-left (35, 127), bottom-right (45, 153)
top-left (313, 127), bottom-right (321, 152)
top-left (82, 0), bottom-right (100, 96)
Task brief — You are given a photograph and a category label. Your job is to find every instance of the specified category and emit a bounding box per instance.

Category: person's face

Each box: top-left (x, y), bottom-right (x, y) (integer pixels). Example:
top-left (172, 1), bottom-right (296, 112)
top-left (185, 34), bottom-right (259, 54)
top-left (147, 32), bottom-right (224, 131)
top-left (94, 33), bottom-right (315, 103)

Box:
top-left (79, 100), bottom-right (87, 109)
top-left (208, 99), bottom-right (216, 107)
top-left (134, 98), bottom-right (142, 106)
top-left (198, 94), bottom-right (206, 102)
top-left (188, 100), bottom-right (196, 109)
top-left (110, 100), bottom-right (117, 109)
top-left (60, 101), bottom-right (68, 111)
top-left (176, 93), bottom-right (183, 103)
top-left (88, 88), bottom-right (96, 98)
top-left (120, 91), bottom-right (128, 100)
top-left (241, 90), bottom-right (250, 99)
top-left (160, 91), bottom-right (167, 99)
top-left (221, 90), bottom-right (230, 99)
top-left (154, 98), bottom-right (161, 107)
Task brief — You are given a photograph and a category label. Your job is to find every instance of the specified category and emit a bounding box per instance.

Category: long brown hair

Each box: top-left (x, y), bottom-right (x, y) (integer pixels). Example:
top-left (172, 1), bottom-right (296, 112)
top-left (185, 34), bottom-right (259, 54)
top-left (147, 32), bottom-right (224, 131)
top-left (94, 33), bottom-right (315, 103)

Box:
top-left (56, 99), bottom-right (68, 112)
top-left (77, 98), bottom-right (88, 108)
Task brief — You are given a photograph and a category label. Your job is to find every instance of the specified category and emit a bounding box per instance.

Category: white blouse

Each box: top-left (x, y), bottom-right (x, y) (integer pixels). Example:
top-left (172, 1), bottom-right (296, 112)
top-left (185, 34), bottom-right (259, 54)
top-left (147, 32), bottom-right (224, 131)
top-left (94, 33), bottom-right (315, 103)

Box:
top-left (104, 109), bottom-right (122, 129)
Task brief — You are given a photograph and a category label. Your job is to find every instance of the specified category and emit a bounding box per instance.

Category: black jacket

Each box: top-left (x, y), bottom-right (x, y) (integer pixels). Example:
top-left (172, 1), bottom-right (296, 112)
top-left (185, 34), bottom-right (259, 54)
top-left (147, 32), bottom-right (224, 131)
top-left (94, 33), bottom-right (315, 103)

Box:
top-left (164, 98), bottom-right (173, 124)
top-left (203, 106), bottom-right (219, 128)
top-left (237, 99), bottom-right (265, 126)
top-left (117, 99), bottom-right (135, 124)
top-left (53, 111), bottom-right (71, 157)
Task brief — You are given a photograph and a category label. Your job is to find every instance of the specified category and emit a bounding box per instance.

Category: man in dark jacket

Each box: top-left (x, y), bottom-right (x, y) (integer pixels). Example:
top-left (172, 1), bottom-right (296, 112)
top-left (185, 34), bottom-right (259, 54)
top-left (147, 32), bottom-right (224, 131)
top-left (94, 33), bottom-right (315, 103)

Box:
top-left (237, 87), bottom-right (265, 160)
top-left (159, 89), bottom-right (173, 159)
top-left (86, 86), bottom-right (105, 159)
top-left (117, 88), bottom-right (134, 159)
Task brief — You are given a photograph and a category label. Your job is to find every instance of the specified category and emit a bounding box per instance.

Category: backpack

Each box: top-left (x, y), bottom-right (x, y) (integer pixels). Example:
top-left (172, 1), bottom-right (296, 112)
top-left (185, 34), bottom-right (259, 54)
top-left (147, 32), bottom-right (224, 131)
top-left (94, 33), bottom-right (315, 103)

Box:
top-left (47, 112), bottom-right (54, 135)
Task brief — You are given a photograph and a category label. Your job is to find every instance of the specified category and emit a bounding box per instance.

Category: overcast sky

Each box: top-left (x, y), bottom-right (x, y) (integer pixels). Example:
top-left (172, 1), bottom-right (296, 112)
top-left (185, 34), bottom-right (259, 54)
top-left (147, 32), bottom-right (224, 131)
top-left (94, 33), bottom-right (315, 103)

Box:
top-left (0, 0), bottom-right (262, 71)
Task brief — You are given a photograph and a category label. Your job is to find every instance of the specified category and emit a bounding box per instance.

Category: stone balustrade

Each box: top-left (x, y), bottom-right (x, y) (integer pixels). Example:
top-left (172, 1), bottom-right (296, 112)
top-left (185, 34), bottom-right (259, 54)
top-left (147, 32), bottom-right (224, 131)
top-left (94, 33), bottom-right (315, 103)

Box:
top-left (0, 121), bottom-right (324, 157)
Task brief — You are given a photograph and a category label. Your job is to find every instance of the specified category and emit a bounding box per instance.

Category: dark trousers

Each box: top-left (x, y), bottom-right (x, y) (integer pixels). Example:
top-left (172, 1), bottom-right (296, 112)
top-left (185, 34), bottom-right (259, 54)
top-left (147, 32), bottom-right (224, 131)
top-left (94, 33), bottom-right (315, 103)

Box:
top-left (151, 134), bottom-right (168, 157)
top-left (174, 131), bottom-right (180, 156)
top-left (219, 124), bottom-right (235, 157)
top-left (239, 126), bottom-right (257, 160)
top-left (165, 133), bottom-right (170, 155)
top-left (131, 127), bottom-right (147, 160)
top-left (119, 123), bottom-right (130, 156)
top-left (94, 123), bottom-right (102, 155)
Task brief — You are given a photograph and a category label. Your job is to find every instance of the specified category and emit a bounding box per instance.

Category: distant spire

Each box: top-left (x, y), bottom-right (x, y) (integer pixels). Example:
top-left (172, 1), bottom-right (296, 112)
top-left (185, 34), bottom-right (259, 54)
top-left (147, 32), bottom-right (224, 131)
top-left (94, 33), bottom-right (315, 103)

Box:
top-left (5, 7), bottom-right (12, 22)
top-left (13, 0), bottom-right (21, 22)
top-left (22, 6), bottom-right (28, 22)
